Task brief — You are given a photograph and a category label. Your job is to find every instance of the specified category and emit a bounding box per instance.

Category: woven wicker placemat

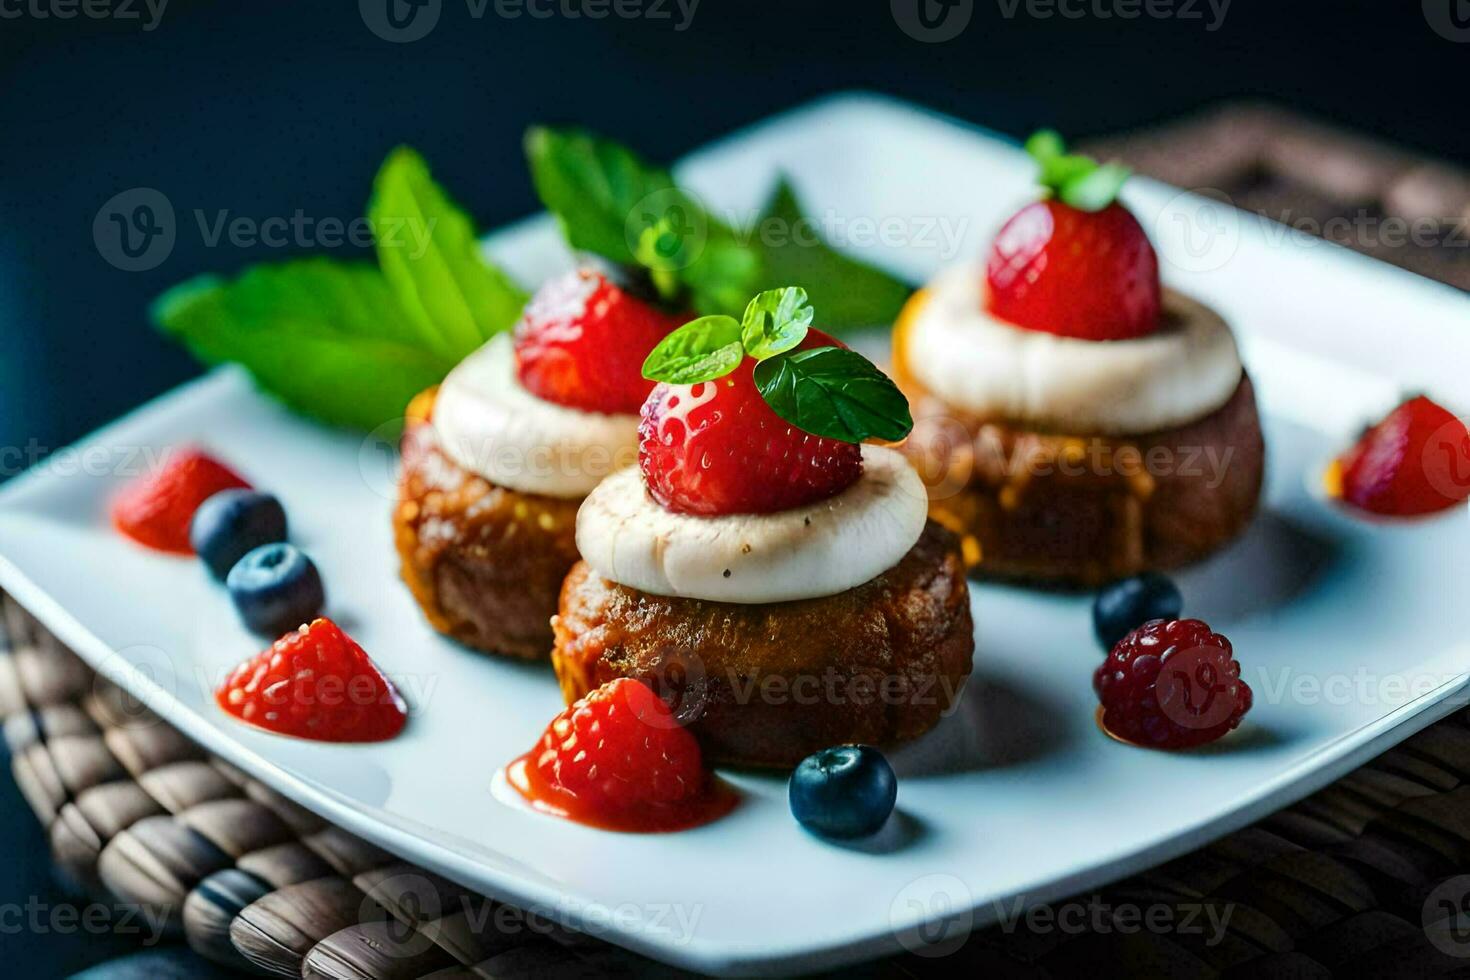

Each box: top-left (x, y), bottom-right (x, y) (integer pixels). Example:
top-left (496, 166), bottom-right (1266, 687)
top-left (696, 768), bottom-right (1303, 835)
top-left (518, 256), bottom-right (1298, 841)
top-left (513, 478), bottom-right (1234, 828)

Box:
top-left (8, 107), bottom-right (1470, 979)
top-left (1082, 104), bottom-right (1470, 291)
top-left (9, 593), bottom-right (1470, 979)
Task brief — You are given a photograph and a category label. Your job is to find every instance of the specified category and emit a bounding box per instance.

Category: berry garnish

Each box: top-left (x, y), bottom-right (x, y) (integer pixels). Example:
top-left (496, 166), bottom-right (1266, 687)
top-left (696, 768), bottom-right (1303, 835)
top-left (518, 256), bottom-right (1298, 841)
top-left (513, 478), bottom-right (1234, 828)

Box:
top-left (513, 268), bottom-right (686, 414)
top-left (640, 334), bottom-right (862, 515)
top-left (1093, 573), bottom-right (1184, 651)
top-left (507, 677), bottom-right (735, 832)
top-left (789, 745), bottom-right (898, 839)
top-left (215, 618), bottom-right (406, 742)
top-left (190, 490), bottom-right (288, 580)
top-left (1094, 619), bottom-right (1252, 750)
top-left (112, 448), bottom-right (250, 554)
top-left (985, 132), bottom-right (1160, 341)
top-left (226, 543), bottom-right (325, 636)
top-left (638, 286), bottom-right (912, 515)
top-left (1331, 395), bottom-right (1470, 517)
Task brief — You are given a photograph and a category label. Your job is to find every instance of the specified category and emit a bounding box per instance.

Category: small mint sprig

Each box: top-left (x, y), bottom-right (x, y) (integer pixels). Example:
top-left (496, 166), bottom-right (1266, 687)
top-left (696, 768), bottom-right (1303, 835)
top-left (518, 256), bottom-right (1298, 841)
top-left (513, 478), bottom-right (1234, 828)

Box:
top-left (641, 287), bottom-right (913, 444)
top-left (1025, 130), bottom-right (1131, 213)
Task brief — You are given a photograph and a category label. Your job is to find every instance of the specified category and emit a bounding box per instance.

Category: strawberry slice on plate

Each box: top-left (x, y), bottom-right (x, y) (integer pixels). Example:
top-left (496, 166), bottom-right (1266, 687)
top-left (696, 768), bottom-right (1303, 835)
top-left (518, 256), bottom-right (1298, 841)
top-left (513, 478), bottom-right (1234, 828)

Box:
top-left (1331, 395), bottom-right (1470, 517)
top-left (508, 677), bottom-right (736, 832)
top-left (216, 618), bottom-right (407, 742)
top-left (112, 447), bottom-right (250, 554)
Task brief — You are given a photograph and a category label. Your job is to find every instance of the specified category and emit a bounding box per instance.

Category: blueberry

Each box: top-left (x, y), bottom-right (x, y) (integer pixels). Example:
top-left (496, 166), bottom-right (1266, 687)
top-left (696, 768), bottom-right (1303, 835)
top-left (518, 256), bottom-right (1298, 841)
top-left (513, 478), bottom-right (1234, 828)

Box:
top-left (226, 543), bottom-right (324, 636)
top-left (788, 745), bottom-right (897, 839)
top-left (1093, 572), bottom-right (1183, 650)
top-left (190, 490), bottom-right (288, 580)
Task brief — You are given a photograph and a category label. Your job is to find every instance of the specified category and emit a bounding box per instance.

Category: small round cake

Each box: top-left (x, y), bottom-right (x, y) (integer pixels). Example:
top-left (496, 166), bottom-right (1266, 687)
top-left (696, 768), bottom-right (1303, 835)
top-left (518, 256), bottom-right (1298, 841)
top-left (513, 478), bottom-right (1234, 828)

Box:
top-left (891, 134), bottom-right (1264, 586)
top-left (550, 291), bottom-right (975, 766)
top-left (394, 268), bottom-right (685, 658)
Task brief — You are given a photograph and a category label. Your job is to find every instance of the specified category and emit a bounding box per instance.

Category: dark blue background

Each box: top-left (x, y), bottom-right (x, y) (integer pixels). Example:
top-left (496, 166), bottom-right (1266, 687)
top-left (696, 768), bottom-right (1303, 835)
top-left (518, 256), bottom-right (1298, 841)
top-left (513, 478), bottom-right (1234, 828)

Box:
top-left (1, 2), bottom-right (1467, 974)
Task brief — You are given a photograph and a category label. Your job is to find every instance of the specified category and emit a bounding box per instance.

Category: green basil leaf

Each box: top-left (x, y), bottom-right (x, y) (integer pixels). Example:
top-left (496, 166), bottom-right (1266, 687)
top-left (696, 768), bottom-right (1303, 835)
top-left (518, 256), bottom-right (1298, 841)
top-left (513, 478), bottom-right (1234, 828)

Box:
top-left (641, 315), bottom-right (745, 384)
top-left (525, 126), bottom-right (765, 315)
top-left (368, 147), bottom-right (528, 359)
top-left (1038, 153), bottom-right (1097, 191)
top-left (525, 125), bottom-right (680, 267)
top-left (152, 259), bottom-right (455, 432)
top-left (634, 212), bottom-right (694, 303)
top-left (753, 180), bottom-right (912, 333)
top-left (1021, 130), bottom-right (1130, 212)
top-left (526, 132), bottom-right (911, 330)
top-left (1025, 129), bottom-right (1066, 164)
top-left (1059, 161), bottom-right (1132, 212)
top-left (753, 346), bottom-right (913, 444)
top-left (740, 286), bottom-right (813, 360)
top-left (682, 237), bottom-right (762, 318)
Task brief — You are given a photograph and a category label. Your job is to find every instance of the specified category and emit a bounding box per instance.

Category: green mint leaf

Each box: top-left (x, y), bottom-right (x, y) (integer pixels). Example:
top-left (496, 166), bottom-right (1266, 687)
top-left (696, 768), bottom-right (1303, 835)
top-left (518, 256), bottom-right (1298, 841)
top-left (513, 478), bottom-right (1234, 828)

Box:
top-left (753, 180), bottom-right (912, 334)
top-left (1023, 130), bottom-right (1130, 212)
top-left (641, 315), bottom-right (745, 384)
top-left (526, 126), bottom-right (763, 315)
top-left (1059, 161), bottom-right (1132, 212)
top-left (682, 237), bottom-right (762, 318)
top-left (1038, 153), bottom-right (1097, 191)
top-left (753, 346), bottom-right (913, 444)
top-left (634, 212), bottom-right (693, 303)
top-left (525, 126), bottom-right (678, 268)
top-left (740, 286), bottom-right (813, 360)
top-left (152, 259), bottom-right (455, 432)
top-left (1025, 129), bottom-right (1066, 164)
top-left (368, 146), bottom-right (528, 359)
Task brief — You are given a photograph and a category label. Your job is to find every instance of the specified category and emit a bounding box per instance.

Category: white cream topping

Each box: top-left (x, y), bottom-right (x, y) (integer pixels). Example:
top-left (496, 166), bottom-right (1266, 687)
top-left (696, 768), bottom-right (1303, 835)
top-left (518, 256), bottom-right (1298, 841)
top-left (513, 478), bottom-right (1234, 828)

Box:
top-left (905, 263), bottom-right (1244, 434)
top-left (431, 334), bottom-right (639, 499)
top-left (575, 446), bottom-right (929, 604)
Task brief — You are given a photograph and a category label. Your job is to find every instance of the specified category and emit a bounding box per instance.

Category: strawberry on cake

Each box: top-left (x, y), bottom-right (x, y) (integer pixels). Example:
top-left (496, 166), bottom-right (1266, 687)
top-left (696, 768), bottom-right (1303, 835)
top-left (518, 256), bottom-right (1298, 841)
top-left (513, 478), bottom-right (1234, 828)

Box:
top-left (552, 287), bottom-right (975, 767)
top-left (394, 268), bottom-right (687, 659)
top-left (892, 132), bottom-right (1265, 586)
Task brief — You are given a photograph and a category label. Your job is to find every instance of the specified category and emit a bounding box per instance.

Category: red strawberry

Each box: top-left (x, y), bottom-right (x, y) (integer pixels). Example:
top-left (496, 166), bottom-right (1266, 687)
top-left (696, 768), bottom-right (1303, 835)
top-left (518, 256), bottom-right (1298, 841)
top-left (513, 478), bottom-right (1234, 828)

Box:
top-left (986, 200), bottom-right (1161, 341)
top-left (112, 448), bottom-right (250, 554)
top-left (508, 678), bottom-right (734, 832)
top-left (215, 619), bottom-right (406, 742)
top-left (1335, 395), bottom-right (1470, 517)
top-left (1094, 618), bottom-right (1252, 750)
top-left (514, 268), bottom-right (686, 414)
top-left (638, 329), bottom-right (862, 515)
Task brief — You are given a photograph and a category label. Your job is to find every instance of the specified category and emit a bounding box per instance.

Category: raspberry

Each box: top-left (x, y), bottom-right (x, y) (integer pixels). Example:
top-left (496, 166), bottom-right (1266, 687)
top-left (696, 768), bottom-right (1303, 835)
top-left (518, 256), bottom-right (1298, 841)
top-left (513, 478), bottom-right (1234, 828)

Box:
top-left (215, 618), bottom-right (406, 742)
top-left (638, 329), bottom-right (862, 515)
top-left (1093, 619), bottom-right (1251, 750)
top-left (513, 268), bottom-right (686, 414)
top-left (112, 448), bottom-right (250, 554)
top-left (517, 678), bottom-right (715, 828)
top-left (1336, 395), bottom-right (1470, 517)
top-left (986, 200), bottom-right (1161, 340)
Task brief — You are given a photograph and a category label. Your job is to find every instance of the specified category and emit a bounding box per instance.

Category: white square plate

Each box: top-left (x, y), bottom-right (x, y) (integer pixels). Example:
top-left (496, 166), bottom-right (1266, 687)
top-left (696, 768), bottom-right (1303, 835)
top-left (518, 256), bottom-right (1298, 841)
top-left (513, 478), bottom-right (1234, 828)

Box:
top-left (3, 93), bottom-right (1470, 975)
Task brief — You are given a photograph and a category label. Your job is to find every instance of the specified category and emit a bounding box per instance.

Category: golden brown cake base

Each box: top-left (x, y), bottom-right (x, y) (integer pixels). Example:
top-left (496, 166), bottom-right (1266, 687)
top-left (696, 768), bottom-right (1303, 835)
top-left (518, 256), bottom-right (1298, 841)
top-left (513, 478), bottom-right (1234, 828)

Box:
top-left (393, 390), bottom-right (581, 660)
top-left (904, 379), bottom-right (1266, 586)
top-left (892, 290), bottom-right (1266, 587)
top-left (551, 521), bottom-right (974, 768)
